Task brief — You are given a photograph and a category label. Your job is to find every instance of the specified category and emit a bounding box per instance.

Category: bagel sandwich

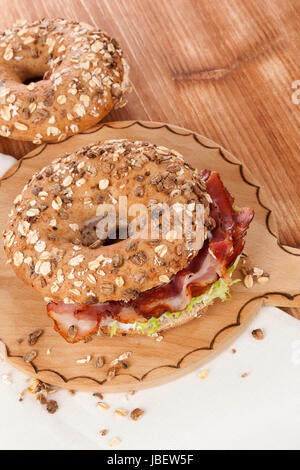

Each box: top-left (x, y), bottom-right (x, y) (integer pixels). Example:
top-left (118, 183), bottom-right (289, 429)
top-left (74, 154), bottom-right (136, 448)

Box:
top-left (3, 139), bottom-right (254, 342)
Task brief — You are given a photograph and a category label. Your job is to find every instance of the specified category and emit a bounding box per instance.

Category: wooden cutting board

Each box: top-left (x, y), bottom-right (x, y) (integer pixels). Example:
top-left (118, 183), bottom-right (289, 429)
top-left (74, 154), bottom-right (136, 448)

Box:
top-left (0, 121), bottom-right (299, 392)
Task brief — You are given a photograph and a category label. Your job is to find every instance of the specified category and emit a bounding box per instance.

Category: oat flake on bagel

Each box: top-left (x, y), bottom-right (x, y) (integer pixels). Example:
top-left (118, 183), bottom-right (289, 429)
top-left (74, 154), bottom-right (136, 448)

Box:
top-left (0, 18), bottom-right (131, 142)
top-left (4, 139), bottom-right (211, 305)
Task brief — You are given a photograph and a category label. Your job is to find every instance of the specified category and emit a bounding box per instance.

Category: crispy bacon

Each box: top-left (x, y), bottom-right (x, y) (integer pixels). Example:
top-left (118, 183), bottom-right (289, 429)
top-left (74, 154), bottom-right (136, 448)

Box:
top-left (47, 171), bottom-right (254, 342)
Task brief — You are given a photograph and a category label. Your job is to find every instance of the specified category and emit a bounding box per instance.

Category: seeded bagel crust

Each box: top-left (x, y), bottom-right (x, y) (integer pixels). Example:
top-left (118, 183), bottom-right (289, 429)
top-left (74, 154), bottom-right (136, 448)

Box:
top-left (4, 139), bottom-right (211, 305)
top-left (0, 18), bottom-right (131, 143)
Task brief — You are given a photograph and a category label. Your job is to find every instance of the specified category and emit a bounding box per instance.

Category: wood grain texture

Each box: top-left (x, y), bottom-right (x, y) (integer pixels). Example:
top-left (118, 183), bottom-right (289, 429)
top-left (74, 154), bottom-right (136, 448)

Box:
top-left (0, 0), bottom-right (299, 323)
top-left (0, 121), bottom-right (299, 392)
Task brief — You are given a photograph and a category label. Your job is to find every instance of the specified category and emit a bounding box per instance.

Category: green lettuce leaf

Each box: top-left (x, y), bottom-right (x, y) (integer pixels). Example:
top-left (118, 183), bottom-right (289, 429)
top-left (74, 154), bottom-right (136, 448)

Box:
top-left (109, 321), bottom-right (118, 338)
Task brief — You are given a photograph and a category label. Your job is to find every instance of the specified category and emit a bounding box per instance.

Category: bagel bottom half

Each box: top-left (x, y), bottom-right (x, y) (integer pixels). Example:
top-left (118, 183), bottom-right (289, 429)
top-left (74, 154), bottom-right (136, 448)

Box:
top-left (96, 265), bottom-right (239, 337)
top-left (98, 300), bottom-right (209, 337)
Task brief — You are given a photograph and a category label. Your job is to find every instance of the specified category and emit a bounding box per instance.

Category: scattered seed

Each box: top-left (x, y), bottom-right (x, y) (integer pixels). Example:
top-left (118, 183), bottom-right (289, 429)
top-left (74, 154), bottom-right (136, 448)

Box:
top-left (241, 373), bottom-right (249, 379)
top-left (107, 367), bottom-right (117, 381)
top-left (23, 350), bottom-right (38, 363)
top-left (93, 392), bottom-right (104, 400)
top-left (18, 390), bottom-right (25, 402)
top-left (97, 401), bottom-right (110, 411)
top-left (46, 400), bottom-right (59, 414)
top-left (114, 408), bottom-right (128, 418)
top-left (94, 356), bottom-right (105, 368)
top-left (27, 379), bottom-right (41, 395)
top-left (99, 429), bottom-right (108, 436)
top-left (109, 437), bottom-right (121, 447)
top-left (198, 369), bottom-right (208, 380)
top-left (253, 267), bottom-right (264, 278)
top-left (28, 329), bottom-right (43, 346)
top-left (76, 355), bottom-right (92, 364)
top-left (244, 274), bottom-right (254, 289)
top-left (252, 329), bottom-right (264, 341)
top-left (2, 374), bottom-right (12, 385)
top-left (37, 393), bottom-right (47, 405)
top-left (111, 351), bottom-right (132, 366)
top-left (257, 276), bottom-right (270, 284)
top-left (130, 408), bottom-right (145, 421)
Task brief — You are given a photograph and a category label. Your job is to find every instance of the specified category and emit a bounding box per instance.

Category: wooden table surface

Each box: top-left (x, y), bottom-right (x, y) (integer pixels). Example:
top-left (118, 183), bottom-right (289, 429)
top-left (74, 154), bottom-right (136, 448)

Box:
top-left (0, 0), bottom-right (299, 316)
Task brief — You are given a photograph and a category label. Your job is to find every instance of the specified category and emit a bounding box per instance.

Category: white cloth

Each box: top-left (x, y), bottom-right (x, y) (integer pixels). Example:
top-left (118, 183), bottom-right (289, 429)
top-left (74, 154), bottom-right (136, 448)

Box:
top-left (0, 153), bottom-right (17, 178)
top-left (0, 157), bottom-right (299, 450)
top-left (1, 307), bottom-right (300, 450)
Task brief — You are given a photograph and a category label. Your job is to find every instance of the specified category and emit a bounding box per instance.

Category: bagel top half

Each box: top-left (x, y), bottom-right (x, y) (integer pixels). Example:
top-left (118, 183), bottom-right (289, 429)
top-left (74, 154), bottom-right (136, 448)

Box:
top-left (0, 18), bottom-right (131, 143)
top-left (3, 139), bottom-right (212, 305)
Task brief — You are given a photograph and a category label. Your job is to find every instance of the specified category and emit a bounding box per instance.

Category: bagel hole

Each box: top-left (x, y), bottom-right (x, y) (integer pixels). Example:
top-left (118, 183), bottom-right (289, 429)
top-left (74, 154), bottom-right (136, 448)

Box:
top-left (23, 75), bottom-right (44, 85)
top-left (80, 218), bottom-right (129, 248)
top-left (103, 227), bottom-right (126, 247)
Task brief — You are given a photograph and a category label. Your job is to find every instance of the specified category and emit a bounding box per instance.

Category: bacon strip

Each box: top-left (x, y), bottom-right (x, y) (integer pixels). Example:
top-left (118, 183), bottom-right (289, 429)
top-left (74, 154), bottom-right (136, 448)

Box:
top-left (47, 171), bottom-right (254, 342)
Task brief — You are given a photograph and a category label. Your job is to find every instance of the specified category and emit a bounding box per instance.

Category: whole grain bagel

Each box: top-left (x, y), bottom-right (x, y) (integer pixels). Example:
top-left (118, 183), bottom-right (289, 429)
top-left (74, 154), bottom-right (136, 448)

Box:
top-left (4, 139), bottom-right (211, 305)
top-left (0, 18), bottom-right (131, 143)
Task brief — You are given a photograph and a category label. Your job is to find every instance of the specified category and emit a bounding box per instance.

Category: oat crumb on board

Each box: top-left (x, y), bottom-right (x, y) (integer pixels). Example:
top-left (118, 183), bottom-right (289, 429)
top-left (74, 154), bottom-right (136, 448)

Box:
top-left (241, 263), bottom-right (270, 289)
top-left (94, 356), bottom-right (105, 368)
top-left (107, 367), bottom-right (117, 381)
top-left (110, 351), bottom-right (132, 366)
top-left (28, 329), bottom-right (43, 346)
top-left (23, 350), bottom-right (38, 363)
top-left (76, 355), bottom-right (92, 364)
